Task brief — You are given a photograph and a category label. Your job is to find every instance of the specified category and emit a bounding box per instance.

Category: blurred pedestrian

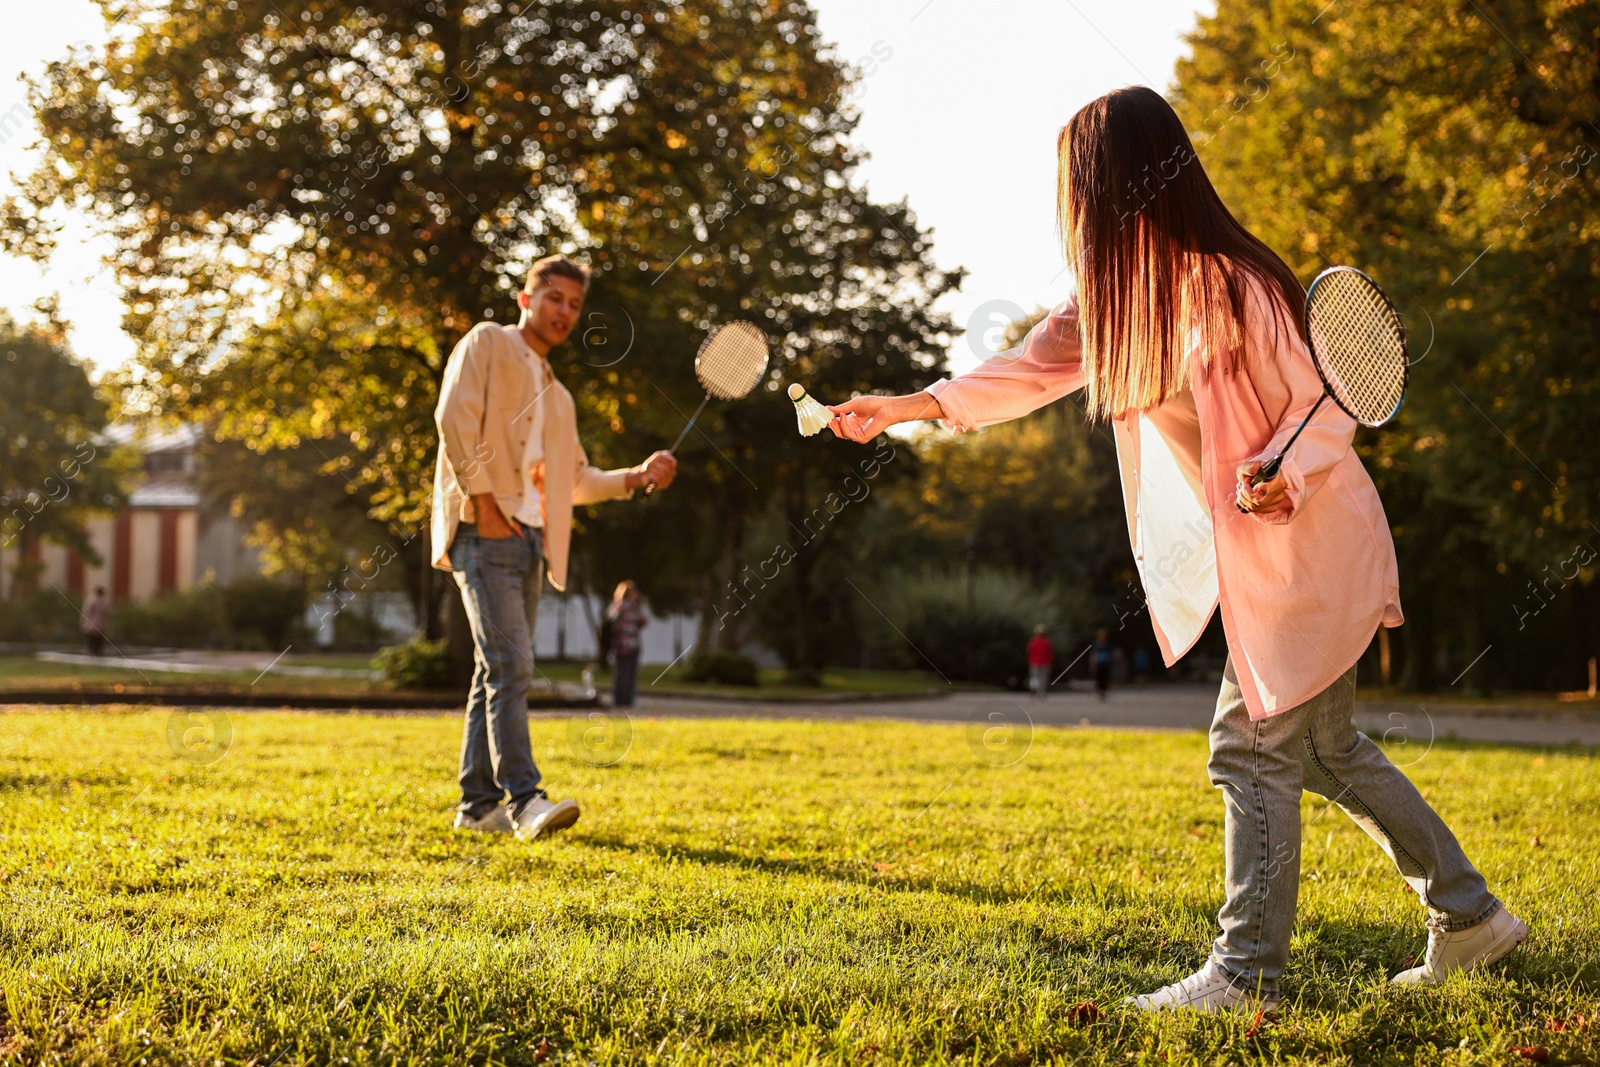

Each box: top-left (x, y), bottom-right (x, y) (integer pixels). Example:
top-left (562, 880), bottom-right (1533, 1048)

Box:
top-left (1026, 624), bottom-right (1054, 700)
top-left (81, 586), bottom-right (109, 657)
top-left (1132, 646), bottom-right (1150, 684)
top-left (606, 580), bottom-right (647, 709)
top-left (1092, 627), bottom-right (1113, 701)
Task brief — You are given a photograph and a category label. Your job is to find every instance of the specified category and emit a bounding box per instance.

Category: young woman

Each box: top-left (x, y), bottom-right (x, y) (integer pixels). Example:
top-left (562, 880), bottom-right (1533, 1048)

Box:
top-left (827, 86), bottom-right (1525, 1014)
top-left (605, 580), bottom-right (647, 709)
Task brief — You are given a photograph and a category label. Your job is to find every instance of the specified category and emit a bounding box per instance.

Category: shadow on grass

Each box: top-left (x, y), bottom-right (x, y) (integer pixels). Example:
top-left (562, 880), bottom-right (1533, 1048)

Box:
top-left (573, 829), bottom-right (1226, 935)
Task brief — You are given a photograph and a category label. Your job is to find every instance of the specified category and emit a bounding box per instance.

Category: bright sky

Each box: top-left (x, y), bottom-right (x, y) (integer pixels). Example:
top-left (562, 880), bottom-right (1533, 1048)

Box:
top-left (0, 0), bottom-right (1208, 376)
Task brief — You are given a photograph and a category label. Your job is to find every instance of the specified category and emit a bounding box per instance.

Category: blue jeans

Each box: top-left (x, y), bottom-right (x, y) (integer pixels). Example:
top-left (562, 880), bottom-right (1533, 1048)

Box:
top-left (448, 523), bottom-right (546, 818)
top-left (1207, 657), bottom-right (1498, 993)
top-left (612, 652), bottom-right (640, 708)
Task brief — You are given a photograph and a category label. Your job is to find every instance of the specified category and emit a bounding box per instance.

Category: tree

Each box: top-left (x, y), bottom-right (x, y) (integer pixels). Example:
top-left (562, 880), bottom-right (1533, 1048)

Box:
top-left (846, 310), bottom-right (1151, 674)
top-left (10, 0), bottom-right (956, 648)
top-left (0, 311), bottom-right (129, 596)
top-left (1174, 0), bottom-right (1600, 691)
top-left (194, 436), bottom-right (416, 608)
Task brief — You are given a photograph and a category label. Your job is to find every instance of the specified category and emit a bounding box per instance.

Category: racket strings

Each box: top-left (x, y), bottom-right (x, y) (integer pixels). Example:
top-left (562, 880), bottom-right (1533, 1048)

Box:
top-left (697, 321), bottom-right (770, 400)
top-left (1306, 272), bottom-right (1406, 426)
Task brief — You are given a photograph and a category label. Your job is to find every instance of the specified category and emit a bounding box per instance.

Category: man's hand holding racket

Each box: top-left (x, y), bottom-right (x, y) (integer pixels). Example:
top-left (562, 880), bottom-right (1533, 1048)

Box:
top-left (629, 450), bottom-right (677, 492)
top-left (827, 392), bottom-right (944, 443)
top-left (642, 321), bottom-right (769, 497)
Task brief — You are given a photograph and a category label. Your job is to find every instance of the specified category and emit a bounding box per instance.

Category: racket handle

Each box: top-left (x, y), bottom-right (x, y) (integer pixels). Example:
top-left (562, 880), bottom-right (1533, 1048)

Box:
top-left (1250, 454), bottom-right (1285, 488)
top-left (1236, 393), bottom-right (1327, 512)
top-left (1237, 454), bottom-right (1285, 513)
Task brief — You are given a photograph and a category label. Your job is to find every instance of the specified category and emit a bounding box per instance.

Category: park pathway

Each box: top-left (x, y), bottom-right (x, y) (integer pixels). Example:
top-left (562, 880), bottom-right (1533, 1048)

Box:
top-left (620, 683), bottom-right (1600, 748)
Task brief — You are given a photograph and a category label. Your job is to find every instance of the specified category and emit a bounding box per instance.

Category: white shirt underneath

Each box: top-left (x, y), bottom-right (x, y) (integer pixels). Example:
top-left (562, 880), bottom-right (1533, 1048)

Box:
top-left (1130, 384), bottom-right (1218, 657)
top-left (493, 330), bottom-right (545, 529)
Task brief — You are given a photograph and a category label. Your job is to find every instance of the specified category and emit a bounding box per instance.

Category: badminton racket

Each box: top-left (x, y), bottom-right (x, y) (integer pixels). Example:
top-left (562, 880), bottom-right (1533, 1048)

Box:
top-left (1240, 266), bottom-right (1407, 511)
top-left (645, 320), bottom-right (770, 495)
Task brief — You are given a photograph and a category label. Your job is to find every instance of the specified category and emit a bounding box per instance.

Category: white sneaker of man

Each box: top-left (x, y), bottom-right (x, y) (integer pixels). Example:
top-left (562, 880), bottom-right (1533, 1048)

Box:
top-left (1125, 962), bottom-right (1279, 1015)
top-left (452, 806), bottom-right (513, 834)
top-left (513, 796), bottom-right (581, 840)
top-left (1391, 907), bottom-right (1528, 986)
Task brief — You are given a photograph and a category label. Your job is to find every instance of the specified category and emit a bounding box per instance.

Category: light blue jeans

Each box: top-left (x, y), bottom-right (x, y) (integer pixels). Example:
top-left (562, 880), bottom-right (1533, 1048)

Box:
top-left (1207, 658), bottom-right (1499, 992)
top-left (448, 523), bottom-right (546, 820)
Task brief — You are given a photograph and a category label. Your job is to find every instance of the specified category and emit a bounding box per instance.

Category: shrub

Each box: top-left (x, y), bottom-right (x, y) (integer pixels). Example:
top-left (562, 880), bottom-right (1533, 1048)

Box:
top-left (860, 569), bottom-right (1083, 689)
top-left (332, 605), bottom-right (389, 650)
top-left (221, 575), bottom-right (306, 648)
top-left (782, 665), bottom-right (824, 688)
top-left (903, 610), bottom-right (1033, 690)
top-left (682, 648), bottom-right (761, 687)
top-left (373, 636), bottom-right (451, 690)
top-left (109, 583), bottom-right (228, 648)
top-left (0, 591), bottom-right (88, 643)
top-left (105, 576), bottom-right (307, 650)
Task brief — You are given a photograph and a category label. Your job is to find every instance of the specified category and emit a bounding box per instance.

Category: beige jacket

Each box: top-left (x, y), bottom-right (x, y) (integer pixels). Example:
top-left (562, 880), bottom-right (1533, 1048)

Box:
top-left (430, 323), bottom-right (634, 591)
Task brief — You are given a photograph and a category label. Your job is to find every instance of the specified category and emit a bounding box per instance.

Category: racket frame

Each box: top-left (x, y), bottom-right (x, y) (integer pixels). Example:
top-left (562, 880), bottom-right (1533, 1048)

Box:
top-left (1304, 265), bottom-right (1408, 429)
top-left (643, 320), bottom-right (771, 496)
top-left (1245, 266), bottom-right (1408, 499)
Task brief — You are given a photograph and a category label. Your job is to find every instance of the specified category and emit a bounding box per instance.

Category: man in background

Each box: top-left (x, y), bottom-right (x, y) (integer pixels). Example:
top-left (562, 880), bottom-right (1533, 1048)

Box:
top-left (431, 255), bottom-right (676, 840)
top-left (81, 586), bottom-right (109, 657)
top-left (1092, 627), bottom-right (1114, 702)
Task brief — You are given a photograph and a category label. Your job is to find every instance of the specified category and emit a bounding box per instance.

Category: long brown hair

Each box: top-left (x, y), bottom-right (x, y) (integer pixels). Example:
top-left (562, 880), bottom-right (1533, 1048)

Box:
top-left (1058, 86), bottom-right (1305, 418)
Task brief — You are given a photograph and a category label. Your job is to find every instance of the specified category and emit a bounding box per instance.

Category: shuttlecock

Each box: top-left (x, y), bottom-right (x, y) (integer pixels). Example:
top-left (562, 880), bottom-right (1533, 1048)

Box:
top-left (788, 383), bottom-right (831, 437)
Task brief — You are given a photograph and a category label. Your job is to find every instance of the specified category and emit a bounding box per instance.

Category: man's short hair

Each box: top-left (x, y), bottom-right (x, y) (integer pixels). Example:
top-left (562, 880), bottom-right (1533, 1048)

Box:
top-left (525, 255), bottom-right (591, 294)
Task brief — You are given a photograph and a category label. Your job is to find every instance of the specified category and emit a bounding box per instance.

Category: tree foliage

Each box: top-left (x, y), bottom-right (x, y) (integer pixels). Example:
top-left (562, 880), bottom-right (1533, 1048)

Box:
top-left (1174, 0), bottom-right (1600, 690)
top-left (10, 0), bottom-right (957, 637)
top-left (0, 312), bottom-right (129, 593)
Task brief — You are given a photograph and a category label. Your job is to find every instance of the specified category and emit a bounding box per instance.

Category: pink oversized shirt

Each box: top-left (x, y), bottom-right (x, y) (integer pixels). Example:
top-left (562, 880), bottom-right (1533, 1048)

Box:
top-left (926, 279), bottom-right (1402, 719)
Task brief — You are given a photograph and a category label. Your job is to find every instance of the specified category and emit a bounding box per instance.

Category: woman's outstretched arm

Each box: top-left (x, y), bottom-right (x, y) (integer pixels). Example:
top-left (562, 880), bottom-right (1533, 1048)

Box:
top-left (828, 296), bottom-right (1086, 443)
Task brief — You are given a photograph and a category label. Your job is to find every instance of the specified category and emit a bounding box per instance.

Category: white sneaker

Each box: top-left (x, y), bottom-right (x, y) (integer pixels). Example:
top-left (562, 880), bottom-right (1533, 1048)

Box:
top-left (452, 806), bottom-right (513, 834)
top-left (1391, 906), bottom-right (1528, 986)
top-left (1125, 963), bottom-right (1279, 1015)
top-left (513, 796), bottom-right (581, 840)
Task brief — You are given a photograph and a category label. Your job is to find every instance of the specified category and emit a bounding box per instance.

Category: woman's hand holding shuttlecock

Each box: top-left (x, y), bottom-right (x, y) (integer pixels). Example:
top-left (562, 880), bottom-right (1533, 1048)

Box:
top-left (824, 392), bottom-right (945, 443)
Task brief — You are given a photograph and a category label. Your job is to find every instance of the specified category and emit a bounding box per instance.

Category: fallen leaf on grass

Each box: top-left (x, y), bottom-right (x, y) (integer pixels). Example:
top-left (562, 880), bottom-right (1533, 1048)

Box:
top-left (872, 862), bottom-right (896, 872)
top-left (1067, 1002), bottom-right (1101, 1023)
top-left (1546, 1014), bottom-right (1589, 1032)
top-left (1188, 828), bottom-right (1206, 839)
top-left (1514, 1046), bottom-right (1550, 1063)
top-left (308, 942), bottom-right (324, 953)
top-left (533, 1038), bottom-right (549, 1062)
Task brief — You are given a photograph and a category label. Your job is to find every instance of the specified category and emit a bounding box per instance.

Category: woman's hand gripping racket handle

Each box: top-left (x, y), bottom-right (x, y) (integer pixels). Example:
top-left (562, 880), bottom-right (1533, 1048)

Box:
top-left (1236, 265), bottom-right (1408, 515)
top-left (1237, 394), bottom-right (1327, 513)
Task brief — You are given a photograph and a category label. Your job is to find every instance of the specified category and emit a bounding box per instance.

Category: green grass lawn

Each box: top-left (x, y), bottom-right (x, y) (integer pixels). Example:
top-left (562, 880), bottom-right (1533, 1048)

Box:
top-left (1, 710), bottom-right (1595, 1065)
top-left (0, 655), bottom-right (383, 697)
top-left (569, 663), bottom-right (945, 700)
